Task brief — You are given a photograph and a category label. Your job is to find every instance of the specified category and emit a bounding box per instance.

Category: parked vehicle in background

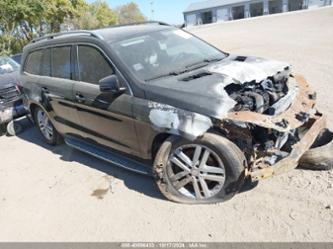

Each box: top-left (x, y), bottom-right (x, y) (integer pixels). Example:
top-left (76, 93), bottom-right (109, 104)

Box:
top-left (20, 22), bottom-right (332, 204)
top-left (0, 57), bottom-right (27, 135)
top-left (11, 53), bottom-right (22, 65)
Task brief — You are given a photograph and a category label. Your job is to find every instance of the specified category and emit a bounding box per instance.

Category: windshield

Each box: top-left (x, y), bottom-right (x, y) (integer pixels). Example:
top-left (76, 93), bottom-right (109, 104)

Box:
top-left (0, 57), bottom-right (20, 75)
top-left (110, 28), bottom-right (227, 81)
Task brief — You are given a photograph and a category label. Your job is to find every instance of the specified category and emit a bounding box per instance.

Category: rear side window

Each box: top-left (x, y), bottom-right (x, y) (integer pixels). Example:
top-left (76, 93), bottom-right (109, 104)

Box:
top-left (52, 46), bottom-right (71, 79)
top-left (25, 50), bottom-right (43, 75)
top-left (78, 45), bottom-right (113, 84)
top-left (41, 49), bottom-right (51, 76)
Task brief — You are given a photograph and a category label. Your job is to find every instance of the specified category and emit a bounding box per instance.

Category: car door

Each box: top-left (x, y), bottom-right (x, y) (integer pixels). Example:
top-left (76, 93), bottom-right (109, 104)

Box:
top-left (72, 44), bottom-right (140, 156)
top-left (37, 46), bottom-right (81, 136)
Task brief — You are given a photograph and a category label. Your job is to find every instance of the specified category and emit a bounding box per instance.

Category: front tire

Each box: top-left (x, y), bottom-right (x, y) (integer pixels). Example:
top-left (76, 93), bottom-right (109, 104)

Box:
top-left (153, 133), bottom-right (246, 204)
top-left (34, 107), bottom-right (61, 145)
top-left (299, 129), bottom-right (333, 171)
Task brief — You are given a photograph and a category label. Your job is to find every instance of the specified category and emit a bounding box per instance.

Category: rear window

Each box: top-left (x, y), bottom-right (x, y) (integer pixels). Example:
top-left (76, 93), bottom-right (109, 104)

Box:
top-left (52, 46), bottom-right (71, 79)
top-left (25, 50), bottom-right (43, 75)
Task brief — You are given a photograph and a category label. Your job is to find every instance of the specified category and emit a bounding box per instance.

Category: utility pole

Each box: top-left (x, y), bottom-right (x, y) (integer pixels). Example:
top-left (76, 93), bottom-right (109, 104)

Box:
top-left (150, 0), bottom-right (155, 20)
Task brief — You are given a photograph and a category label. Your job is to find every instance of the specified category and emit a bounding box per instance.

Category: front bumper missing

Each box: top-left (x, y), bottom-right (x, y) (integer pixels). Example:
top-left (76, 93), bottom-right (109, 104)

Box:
top-left (250, 113), bottom-right (326, 180)
top-left (224, 74), bottom-right (327, 180)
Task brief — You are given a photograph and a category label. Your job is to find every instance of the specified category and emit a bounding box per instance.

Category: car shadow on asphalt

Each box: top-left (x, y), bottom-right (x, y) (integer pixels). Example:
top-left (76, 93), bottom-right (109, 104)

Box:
top-left (11, 117), bottom-right (258, 201)
top-left (13, 117), bottom-right (165, 201)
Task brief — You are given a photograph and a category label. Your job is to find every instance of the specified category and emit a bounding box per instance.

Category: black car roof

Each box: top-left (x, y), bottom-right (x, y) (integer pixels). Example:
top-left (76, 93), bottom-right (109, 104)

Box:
top-left (26, 22), bottom-right (174, 50)
top-left (94, 23), bottom-right (173, 43)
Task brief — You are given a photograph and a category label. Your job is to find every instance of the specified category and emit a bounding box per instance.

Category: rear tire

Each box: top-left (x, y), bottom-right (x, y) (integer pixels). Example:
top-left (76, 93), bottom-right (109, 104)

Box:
top-left (6, 120), bottom-right (22, 136)
top-left (153, 133), bottom-right (246, 204)
top-left (34, 106), bottom-right (61, 145)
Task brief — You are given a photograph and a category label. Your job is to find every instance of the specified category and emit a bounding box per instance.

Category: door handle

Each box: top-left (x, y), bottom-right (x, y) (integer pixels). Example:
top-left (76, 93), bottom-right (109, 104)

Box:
top-left (75, 93), bottom-right (86, 103)
top-left (41, 87), bottom-right (49, 94)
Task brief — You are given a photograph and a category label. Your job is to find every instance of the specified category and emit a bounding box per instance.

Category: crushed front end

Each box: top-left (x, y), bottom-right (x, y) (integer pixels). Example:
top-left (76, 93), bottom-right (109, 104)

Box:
top-left (219, 74), bottom-right (326, 180)
top-left (0, 83), bottom-right (27, 126)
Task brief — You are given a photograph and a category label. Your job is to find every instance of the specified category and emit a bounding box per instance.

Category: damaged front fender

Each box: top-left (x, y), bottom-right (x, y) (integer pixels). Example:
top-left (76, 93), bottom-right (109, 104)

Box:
top-left (148, 101), bottom-right (213, 140)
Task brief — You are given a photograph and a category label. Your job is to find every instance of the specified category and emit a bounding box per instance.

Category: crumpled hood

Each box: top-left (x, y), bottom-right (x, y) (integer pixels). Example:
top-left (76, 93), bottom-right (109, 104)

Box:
top-left (144, 54), bottom-right (291, 119)
top-left (209, 55), bottom-right (290, 84)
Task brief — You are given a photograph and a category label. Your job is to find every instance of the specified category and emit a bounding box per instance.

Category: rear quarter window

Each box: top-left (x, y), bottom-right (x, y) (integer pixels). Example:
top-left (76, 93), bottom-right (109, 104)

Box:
top-left (24, 50), bottom-right (43, 75)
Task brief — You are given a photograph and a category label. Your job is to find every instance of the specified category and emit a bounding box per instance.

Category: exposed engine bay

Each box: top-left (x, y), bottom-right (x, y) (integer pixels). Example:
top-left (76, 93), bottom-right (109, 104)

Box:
top-left (225, 76), bottom-right (289, 115)
top-left (220, 68), bottom-right (298, 167)
top-left (219, 73), bottom-right (324, 180)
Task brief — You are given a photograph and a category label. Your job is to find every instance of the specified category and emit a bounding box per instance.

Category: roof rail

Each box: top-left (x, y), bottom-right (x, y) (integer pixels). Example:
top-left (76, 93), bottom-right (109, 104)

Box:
top-left (31, 30), bottom-right (103, 44)
top-left (104, 21), bottom-right (171, 29)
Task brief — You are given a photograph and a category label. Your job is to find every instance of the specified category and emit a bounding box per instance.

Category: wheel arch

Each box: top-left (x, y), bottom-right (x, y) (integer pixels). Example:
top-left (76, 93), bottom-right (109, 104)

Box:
top-left (151, 132), bottom-right (173, 161)
top-left (149, 126), bottom-right (227, 161)
top-left (29, 102), bottom-right (41, 123)
top-left (28, 101), bottom-right (52, 123)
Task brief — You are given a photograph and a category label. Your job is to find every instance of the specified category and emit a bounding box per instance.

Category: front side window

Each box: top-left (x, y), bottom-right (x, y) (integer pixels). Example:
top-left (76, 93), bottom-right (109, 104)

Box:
top-left (78, 45), bottom-right (114, 84)
top-left (24, 50), bottom-right (43, 75)
top-left (110, 28), bottom-right (227, 81)
top-left (52, 46), bottom-right (71, 79)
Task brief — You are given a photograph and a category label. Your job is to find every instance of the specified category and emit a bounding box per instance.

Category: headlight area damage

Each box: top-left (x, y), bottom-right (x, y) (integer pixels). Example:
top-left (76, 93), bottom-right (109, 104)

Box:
top-left (148, 73), bottom-right (328, 182)
top-left (221, 74), bottom-right (326, 181)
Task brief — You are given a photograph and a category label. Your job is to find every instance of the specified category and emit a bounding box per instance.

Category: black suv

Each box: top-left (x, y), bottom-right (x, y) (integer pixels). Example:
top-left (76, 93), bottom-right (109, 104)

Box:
top-left (21, 22), bottom-right (327, 204)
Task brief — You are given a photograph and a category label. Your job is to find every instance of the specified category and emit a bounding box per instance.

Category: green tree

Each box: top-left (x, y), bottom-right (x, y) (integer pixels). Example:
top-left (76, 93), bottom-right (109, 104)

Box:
top-left (65, 0), bottom-right (117, 30)
top-left (19, 0), bottom-right (45, 40)
top-left (91, 1), bottom-right (117, 27)
top-left (0, 0), bottom-right (43, 55)
top-left (43, 0), bottom-right (87, 33)
top-left (116, 2), bottom-right (146, 25)
top-left (0, 0), bottom-right (86, 54)
top-left (0, 0), bottom-right (146, 55)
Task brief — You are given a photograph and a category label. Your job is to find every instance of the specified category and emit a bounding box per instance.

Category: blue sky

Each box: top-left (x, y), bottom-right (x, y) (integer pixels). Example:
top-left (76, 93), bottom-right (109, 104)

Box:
top-left (87, 0), bottom-right (197, 24)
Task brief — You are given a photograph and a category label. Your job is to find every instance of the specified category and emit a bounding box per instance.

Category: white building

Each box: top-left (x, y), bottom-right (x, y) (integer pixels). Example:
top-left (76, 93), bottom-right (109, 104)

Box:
top-left (184, 0), bottom-right (333, 26)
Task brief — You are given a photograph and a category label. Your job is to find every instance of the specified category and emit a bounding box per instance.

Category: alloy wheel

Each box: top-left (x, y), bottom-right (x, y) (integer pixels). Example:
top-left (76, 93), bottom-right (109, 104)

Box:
top-left (167, 144), bottom-right (226, 199)
top-left (36, 109), bottom-right (53, 141)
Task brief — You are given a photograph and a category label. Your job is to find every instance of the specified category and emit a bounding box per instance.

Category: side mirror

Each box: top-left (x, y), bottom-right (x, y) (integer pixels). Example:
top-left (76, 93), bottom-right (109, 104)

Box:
top-left (99, 75), bottom-right (126, 94)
